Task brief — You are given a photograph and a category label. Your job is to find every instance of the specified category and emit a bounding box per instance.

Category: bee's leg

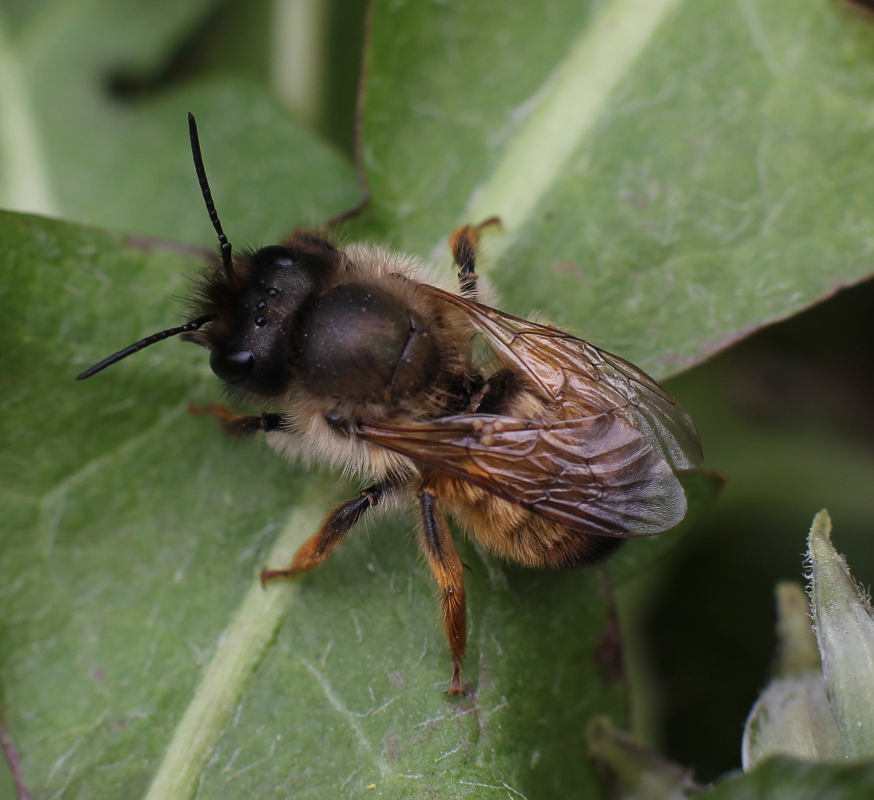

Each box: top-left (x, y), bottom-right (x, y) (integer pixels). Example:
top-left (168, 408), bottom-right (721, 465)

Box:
top-left (260, 481), bottom-right (394, 584)
top-left (449, 217), bottom-right (500, 300)
top-left (189, 402), bottom-right (286, 438)
top-left (417, 483), bottom-right (467, 695)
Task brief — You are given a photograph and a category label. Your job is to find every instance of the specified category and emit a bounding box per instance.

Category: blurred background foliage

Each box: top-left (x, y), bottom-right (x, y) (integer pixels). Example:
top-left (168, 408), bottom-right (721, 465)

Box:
top-left (625, 281), bottom-right (874, 780)
top-left (5, 0), bottom-right (874, 796)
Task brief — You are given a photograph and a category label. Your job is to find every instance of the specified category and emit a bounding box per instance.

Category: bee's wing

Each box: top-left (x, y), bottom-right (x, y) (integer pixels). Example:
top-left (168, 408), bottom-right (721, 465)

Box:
top-left (359, 411), bottom-right (686, 537)
top-left (422, 285), bottom-right (703, 471)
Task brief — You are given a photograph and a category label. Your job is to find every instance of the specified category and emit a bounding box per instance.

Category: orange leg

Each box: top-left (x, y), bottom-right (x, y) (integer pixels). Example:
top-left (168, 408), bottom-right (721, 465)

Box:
top-left (260, 483), bottom-right (389, 585)
top-left (189, 402), bottom-right (284, 438)
top-left (417, 484), bottom-right (467, 695)
top-left (449, 216), bottom-right (501, 300)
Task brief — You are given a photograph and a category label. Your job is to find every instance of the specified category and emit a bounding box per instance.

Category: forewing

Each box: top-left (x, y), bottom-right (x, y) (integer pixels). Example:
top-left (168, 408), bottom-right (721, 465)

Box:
top-left (425, 285), bottom-right (703, 471)
top-left (359, 412), bottom-right (687, 537)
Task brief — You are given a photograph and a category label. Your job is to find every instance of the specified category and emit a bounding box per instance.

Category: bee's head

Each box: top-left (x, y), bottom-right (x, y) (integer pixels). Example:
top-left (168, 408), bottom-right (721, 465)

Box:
top-left (189, 235), bottom-right (338, 397)
top-left (77, 114), bottom-right (334, 395)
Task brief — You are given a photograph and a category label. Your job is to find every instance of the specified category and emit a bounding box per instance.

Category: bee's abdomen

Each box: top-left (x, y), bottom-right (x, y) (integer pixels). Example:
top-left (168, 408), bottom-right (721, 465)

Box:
top-left (431, 473), bottom-right (624, 570)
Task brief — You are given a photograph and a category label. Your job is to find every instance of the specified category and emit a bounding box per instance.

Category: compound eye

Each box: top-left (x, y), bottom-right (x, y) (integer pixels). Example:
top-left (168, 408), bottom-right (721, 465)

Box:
top-left (210, 348), bottom-right (255, 384)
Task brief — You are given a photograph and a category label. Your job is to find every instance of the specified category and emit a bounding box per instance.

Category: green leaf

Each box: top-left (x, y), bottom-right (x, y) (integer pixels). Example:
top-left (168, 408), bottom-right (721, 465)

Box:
top-left (357, 0), bottom-right (874, 376)
top-left (0, 0), bottom-right (360, 243)
top-left (5, 0), bottom-right (874, 798)
top-left (705, 757), bottom-right (874, 799)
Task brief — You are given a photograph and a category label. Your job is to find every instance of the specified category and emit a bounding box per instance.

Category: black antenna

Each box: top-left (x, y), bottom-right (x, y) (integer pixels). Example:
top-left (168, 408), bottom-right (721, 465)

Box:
top-left (188, 112), bottom-right (233, 278)
top-left (76, 315), bottom-right (215, 380)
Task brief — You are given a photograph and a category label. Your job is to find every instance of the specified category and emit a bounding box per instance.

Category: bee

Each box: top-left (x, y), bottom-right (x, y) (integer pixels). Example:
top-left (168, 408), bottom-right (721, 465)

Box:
top-left (78, 115), bottom-right (703, 694)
